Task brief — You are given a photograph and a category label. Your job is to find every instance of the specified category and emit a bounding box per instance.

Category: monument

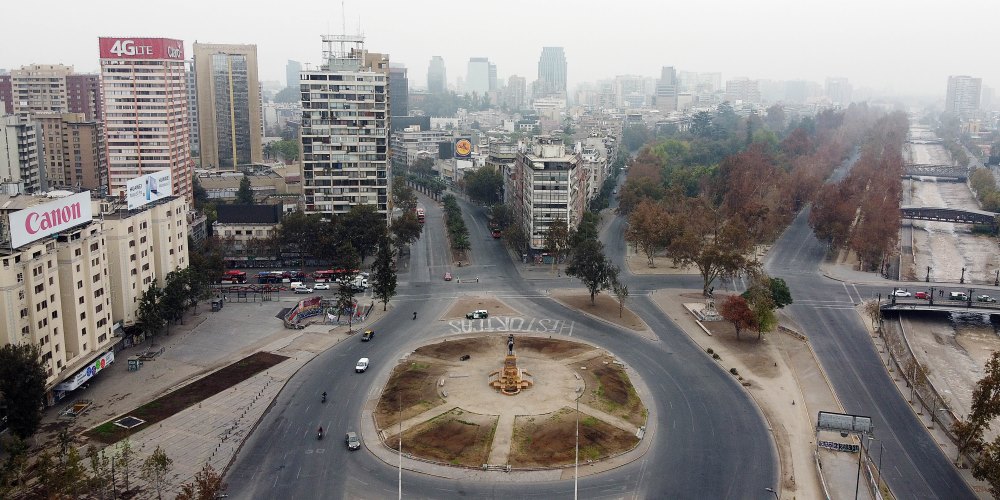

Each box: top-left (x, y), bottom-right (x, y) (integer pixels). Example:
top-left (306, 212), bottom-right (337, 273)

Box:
top-left (489, 334), bottom-right (533, 395)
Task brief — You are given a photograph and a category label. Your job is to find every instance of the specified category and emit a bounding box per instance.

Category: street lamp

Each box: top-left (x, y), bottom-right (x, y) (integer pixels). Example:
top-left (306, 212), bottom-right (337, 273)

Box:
top-left (926, 266), bottom-right (931, 282)
top-left (765, 487), bottom-right (779, 500)
top-left (961, 267), bottom-right (966, 284)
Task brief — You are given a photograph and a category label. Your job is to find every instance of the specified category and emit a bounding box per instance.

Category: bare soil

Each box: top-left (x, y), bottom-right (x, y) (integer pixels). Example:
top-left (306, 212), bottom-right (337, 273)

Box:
top-left (516, 337), bottom-right (595, 360)
top-left (443, 296), bottom-right (521, 320)
top-left (550, 291), bottom-right (648, 331)
top-left (385, 408), bottom-right (496, 467)
top-left (412, 337), bottom-right (492, 361)
top-left (83, 351), bottom-right (288, 445)
top-left (576, 356), bottom-right (647, 427)
top-left (508, 407), bottom-right (639, 467)
top-left (374, 361), bottom-right (448, 429)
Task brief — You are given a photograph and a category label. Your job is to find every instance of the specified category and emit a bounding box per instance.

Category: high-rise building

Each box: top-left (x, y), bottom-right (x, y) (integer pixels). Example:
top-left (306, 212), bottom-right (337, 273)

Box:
top-left (427, 56), bottom-right (446, 94)
top-left (34, 113), bottom-right (106, 192)
top-left (300, 35), bottom-right (389, 218)
top-left (99, 37), bottom-right (194, 201)
top-left (185, 60), bottom-right (200, 156)
top-left (489, 63), bottom-right (498, 92)
top-left (193, 43), bottom-right (263, 170)
top-left (66, 74), bottom-right (102, 121)
top-left (0, 111), bottom-right (44, 193)
top-left (825, 77), bottom-right (853, 106)
top-left (536, 47), bottom-right (567, 97)
top-left (286, 60), bottom-right (302, 89)
top-left (0, 74), bottom-right (11, 114)
top-left (10, 64), bottom-right (73, 121)
top-left (654, 66), bottom-right (678, 112)
top-left (466, 57), bottom-right (491, 95)
top-left (726, 77), bottom-right (761, 104)
top-left (504, 75), bottom-right (526, 110)
top-left (389, 63), bottom-right (409, 117)
top-left (945, 75), bottom-right (982, 119)
top-left (510, 136), bottom-right (586, 250)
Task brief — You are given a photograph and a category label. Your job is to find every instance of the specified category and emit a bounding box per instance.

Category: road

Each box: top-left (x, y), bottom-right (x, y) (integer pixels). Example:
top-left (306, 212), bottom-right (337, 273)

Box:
top-left (224, 193), bottom-right (778, 499)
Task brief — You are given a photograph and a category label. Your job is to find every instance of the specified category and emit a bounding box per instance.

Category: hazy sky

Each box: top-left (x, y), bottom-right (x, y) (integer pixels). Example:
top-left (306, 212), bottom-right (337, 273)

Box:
top-left (2, 0), bottom-right (994, 98)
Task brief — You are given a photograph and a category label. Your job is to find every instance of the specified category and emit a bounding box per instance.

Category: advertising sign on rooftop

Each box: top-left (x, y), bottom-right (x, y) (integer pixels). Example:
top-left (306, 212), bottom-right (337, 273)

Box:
top-left (126, 170), bottom-right (173, 210)
top-left (8, 191), bottom-right (93, 249)
top-left (99, 37), bottom-right (184, 60)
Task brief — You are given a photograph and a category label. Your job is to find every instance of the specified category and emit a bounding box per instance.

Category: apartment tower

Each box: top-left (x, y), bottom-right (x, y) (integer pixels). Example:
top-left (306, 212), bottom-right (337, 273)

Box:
top-left (193, 43), bottom-right (263, 170)
top-left (99, 37), bottom-right (193, 201)
top-left (945, 75), bottom-right (983, 119)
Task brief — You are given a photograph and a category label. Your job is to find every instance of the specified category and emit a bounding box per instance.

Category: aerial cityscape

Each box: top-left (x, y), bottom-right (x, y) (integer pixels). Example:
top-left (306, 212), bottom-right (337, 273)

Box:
top-left (0, 1), bottom-right (999, 499)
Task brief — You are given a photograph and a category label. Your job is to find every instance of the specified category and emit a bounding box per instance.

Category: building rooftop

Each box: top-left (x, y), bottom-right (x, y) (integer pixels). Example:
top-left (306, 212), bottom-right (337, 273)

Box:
top-left (216, 204), bottom-right (282, 224)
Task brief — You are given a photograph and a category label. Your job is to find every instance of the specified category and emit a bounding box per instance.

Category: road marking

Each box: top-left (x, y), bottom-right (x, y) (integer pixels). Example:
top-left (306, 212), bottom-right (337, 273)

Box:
top-left (447, 316), bottom-right (575, 336)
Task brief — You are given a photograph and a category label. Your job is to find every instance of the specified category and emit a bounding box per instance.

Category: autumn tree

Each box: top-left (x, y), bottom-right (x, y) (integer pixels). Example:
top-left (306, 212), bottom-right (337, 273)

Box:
top-left (176, 463), bottom-right (227, 500)
top-left (141, 445), bottom-right (173, 500)
top-left (742, 270), bottom-right (777, 340)
top-left (116, 438), bottom-right (136, 494)
top-left (625, 199), bottom-right (670, 267)
top-left (667, 196), bottom-right (752, 296)
top-left (953, 352), bottom-right (1000, 474)
top-left (719, 295), bottom-right (755, 340)
top-left (544, 218), bottom-right (570, 272)
top-left (611, 272), bottom-right (629, 318)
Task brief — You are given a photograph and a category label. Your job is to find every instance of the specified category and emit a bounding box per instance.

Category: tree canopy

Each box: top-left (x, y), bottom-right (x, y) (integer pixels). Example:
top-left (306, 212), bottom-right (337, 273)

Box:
top-left (565, 237), bottom-right (617, 304)
top-left (0, 343), bottom-right (47, 438)
top-left (235, 176), bottom-right (254, 204)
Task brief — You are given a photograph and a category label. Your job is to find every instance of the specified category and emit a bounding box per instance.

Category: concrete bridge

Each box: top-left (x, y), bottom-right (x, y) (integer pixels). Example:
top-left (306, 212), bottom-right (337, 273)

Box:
top-left (900, 206), bottom-right (997, 228)
top-left (881, 298), bottom-right (1000, 315)
top-left (903, 163), bottom-right (971, 180)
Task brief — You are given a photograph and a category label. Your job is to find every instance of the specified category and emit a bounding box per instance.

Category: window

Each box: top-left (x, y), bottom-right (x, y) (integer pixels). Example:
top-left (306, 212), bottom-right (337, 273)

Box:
top-left (34, 284), bottom-right (44, 294)
top-left (80, 312), bottom-right (86, 320)
top-left (18, 290), bottom-right (24, 300)
top-left (79, 296), bottom-right (85, 304)
top-left (16, 272), bottom-right (23, 283)
top-left (77, 280), bottom-right (83, 289)
top-left (52, 310), bottom-right (58, 319)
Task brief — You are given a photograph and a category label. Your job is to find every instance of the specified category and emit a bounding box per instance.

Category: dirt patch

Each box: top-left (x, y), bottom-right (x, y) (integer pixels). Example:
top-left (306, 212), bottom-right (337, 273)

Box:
top-left (576, 356), bottom-right (647, 427)
top-left (516, 337), bottom-right (595, 360)
top-left (508, 407), bottom-right (639, 467)
top-left (386, 408), bottom-right (496, 467)
top-left (375, 361), bottom-right (448, 429)
top-left (549, 291), bottom-right (648, 331)
top-left (443, 296), bottom-right (520, 320)
top-left (83, 351), bottom-right (287, 445)
top-left (702, 316), bottom-right (780, 379)
top-left (413, 337), bottom-right (493, 361)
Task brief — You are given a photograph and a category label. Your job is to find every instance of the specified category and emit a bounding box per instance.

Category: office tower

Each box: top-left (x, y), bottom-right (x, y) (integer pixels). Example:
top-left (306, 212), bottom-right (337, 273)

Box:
top-left (34, 113), bottom-right (107, 191)
top-left (505, 75), bottom-right (526, 110)
top-left (489, 63), bottom-right (498, 92)
top-left (389, 63), bottom-right (409, 117)
top-left (654, 66), bottom-right (678, 112)
top-left (193, 43), bottom-right (263, 170)
top-left (427, 56), bottom-right (446, 94)
top-left (945, 75), bottom-right (982, 118)
top-left (726, 77), bottom-right (761, 104)
top-left (300, 34), bottom-right (389, 218)
top-left (467, 57), bottom-right (491, 95)
top-left (0, 110), bottom-right (44, 193)
top-left (286, 60), bottom-right (302, 89)
top-left (99, 37), bottom-right (193, 201)
top-left (825, 77), bottom-right (853, 106)
top-left (536, 47), bottom-right (567, 97)
top-left (186, 60), bottom-right (200, 157)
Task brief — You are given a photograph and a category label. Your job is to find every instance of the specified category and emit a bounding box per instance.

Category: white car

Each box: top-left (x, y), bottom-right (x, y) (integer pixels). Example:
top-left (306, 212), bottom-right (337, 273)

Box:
top-left (891, 290), bottom-right (912, 297)
top-left (313, 283), bottom-right (330, 290)
top-left (293, 286), bottom-right (313, 294)
top-left (355, 358), bottom-right (369, 373)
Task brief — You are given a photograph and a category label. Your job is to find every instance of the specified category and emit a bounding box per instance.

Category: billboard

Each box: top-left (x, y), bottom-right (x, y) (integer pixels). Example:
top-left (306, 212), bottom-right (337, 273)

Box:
top-left (126, 170), bottom-right (173, 210)
top-left (8, 191), bottom-right (93, 249)
top-left (455, 138), bottom-right (473, 159)
top-left (99, 37), bottom-right (184, 60)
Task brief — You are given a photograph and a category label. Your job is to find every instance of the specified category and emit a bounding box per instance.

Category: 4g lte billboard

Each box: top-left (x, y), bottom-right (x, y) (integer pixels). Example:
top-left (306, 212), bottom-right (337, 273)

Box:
top-left (99, 37), bottom-right (184, 60)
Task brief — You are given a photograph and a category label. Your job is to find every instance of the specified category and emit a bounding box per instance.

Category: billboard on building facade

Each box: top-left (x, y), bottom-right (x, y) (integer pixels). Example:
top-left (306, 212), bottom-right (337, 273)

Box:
top-left (8, 191), bottom-right (93, 249)
top-left (126, 170), bottom-right (173, 210)
top-left (99, 37), bottom-right (184, 60)
top-left (455, 137), bottom-right (473, 159)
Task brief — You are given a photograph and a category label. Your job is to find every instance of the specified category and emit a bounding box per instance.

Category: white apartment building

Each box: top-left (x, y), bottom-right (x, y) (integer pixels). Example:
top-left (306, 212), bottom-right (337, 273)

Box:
top-left (390, 126), bottom-right (450, 170)
top-left (300, 35), bottom-right (390, 217)
top-left (0, 110), bottom-right (44, 193)
top-left (510, 137), bottom-right (587, 250)
top-left (99, 37), bottom-right (194, 202)
top-left (10, 64), bottom-right (73, 121)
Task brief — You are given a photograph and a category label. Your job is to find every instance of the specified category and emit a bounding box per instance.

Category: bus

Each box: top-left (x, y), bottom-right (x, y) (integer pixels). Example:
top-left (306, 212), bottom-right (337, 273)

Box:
top-left (313, 269), bottom-right (361, 283)
top-left (416, 207), bottom-right (425, 223)
top-left (221, 270), bottom-right (247, 284)
top-left (256, 271), bottom-right (284, 284)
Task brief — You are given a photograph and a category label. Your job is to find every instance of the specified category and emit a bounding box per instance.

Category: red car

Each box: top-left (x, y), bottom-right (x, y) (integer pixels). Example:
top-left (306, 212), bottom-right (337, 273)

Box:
top-left (914, 291), bottom-right (930, 300)
top-left (444, 272), bottom-right (452, 281)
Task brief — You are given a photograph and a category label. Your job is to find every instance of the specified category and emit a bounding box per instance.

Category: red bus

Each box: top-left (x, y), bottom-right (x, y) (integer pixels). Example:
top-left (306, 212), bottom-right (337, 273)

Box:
top-left (221, 270), bottom-right (247, 284)
top-left (313, 269), bottom-right (360, 283)
top-left (416, 207), bottom-right (425, 223)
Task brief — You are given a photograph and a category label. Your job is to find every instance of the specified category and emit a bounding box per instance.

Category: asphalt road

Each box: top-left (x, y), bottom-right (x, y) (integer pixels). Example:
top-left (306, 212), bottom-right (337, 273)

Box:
top-left (224, 193), bottom-right (778, 499)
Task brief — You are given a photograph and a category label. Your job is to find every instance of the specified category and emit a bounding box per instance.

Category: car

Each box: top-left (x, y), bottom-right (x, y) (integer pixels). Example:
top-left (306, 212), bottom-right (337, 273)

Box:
top-left (914, 291), bottom-right (930, 300)
top-left (950, 292), bottom-right (969, 301)
top-left (491, 229), bottom-right (502, 239)
top-left (891, 290), bottom-right (912, 297)
top-left (346, 431), bottom-right (361, 450)
top-left (444, 272), bottom-right (452, 281)
top-left (466, 309), bottom-right (489, 319)
top-left (361, 329), bottom-right (374, 341)
top-left (355, 357), bottom-right (369, 373)
top-left (977, 295), bottom-right (997, 303)
top-left (313, 283), bottom-right (330, 290)
top-left (293, 286), bottom-right (313, 294)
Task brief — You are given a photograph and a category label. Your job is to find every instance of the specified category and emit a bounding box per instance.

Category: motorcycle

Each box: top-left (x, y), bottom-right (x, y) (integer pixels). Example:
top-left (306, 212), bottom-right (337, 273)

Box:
top-left (317, 427), bottom-right (324, 440)
top-left (413, 311), bottom-right (417, 320)
top-left (321, 392), bottom-right (327, 403)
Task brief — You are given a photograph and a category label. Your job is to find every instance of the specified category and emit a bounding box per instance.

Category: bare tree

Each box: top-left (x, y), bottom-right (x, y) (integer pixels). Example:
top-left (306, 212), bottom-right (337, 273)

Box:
top-left (141, 445), bottom-right (173, 500)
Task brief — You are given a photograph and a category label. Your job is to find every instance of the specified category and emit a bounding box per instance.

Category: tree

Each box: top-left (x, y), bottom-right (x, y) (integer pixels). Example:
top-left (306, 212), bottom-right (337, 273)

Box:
top-left (390, 211), bottom-right (422, 247)
top-left (625, 199), bottom-right (670, 267)
top-left (342, 204), bottom-right (386, 263)
top-left (272, 139), bottom-right (299, 162)
top-left (392, 182), bottom-right (418, 213)
top-left (611, 273), bottom-right (629, 318)
top-left (235, 176), bottom-right (254, 204)
top-left (371, 233), bottom-right (397, 311)
top-left (503, 223), bottom-right (529, 254)
top-left (742, 271), bottom-right (777, 339)
top-left (136, 283), bottom-right (165, 343)
top-left (115, 438), bottom-right (135, 494)
top-left (768, 277), bottom-right (793, 308)
top-left (955, 352), bottom-right (1000, 465)
top-left (488, 204), bottom-right (514, 229)
top-left (0, 344), bottom-right (47, 438)
top-left (141, 445), bottom-right (173, 500)
top-left (273, 86), bottom-right (298, 103)
top-left (668, 196), bottom-right (752, 296)
top-left (86, 445), bottom-right (114, 500)
top-left (565, 238), bottom-right (616, 305)
top-left (160, 270), bottom-right (189, 326)
top-left (464, 165), bottom-right (504, 205)
top-left (411, 157), bottom-right (436, 177)
top-left (334, 242), bottom-right (361, 325)
top-left (176, 463), bottom-right (227, 500)
top-left (719, 295), bottom-right (755, 340)
top-left (544, 218), bottom-right (570, 273)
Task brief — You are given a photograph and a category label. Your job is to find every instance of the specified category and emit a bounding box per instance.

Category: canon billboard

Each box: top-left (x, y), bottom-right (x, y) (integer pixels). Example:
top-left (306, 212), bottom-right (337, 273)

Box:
top-left (8, 192), bottom-right (94, 249)
top-left (99, 37), bottom-right (184, 60)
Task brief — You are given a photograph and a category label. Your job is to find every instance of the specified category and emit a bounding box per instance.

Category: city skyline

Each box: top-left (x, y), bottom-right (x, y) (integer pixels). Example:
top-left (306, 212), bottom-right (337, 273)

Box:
top-left (0, 0), bottom-right (994, 99)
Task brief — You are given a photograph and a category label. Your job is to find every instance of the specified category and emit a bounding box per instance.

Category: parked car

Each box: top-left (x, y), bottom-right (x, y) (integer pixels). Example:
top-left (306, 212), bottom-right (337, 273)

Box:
top-left (977, 294), bottom-right (997, 303)
top-left (361, 329), bottom-right (375, 341)
top-left (914, 291), bottom-right (930, 300)
top-left (355, 357), bottom-right (369, 373)
top-left (891, 289), bottom-right (912, 297)
top-left (444, 272), bottom-right (452, 281)
top-left (466, 309), bottom-right (489, 319)
top-left (346, 431), bottom-right (361, 450)
top-left (293, 286), bottom-right (313, 294)
top-left (313, 283), bottom-right (330, 290)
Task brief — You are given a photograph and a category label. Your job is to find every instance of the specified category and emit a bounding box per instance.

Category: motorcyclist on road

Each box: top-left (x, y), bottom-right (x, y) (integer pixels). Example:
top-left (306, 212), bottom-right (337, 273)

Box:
top-left (413, 311), bottom-right (418, 320)
top-left (321, 391), bottom-right (327, 403)
top-left (317, 426), bottom-right (323, 439)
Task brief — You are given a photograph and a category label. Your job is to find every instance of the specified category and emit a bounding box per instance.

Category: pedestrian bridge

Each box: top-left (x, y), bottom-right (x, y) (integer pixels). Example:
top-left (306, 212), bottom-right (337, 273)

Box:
top-left (903, 163), bottom-right (970, 180)
top-left (900, 206), bottom-right (997, 228)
